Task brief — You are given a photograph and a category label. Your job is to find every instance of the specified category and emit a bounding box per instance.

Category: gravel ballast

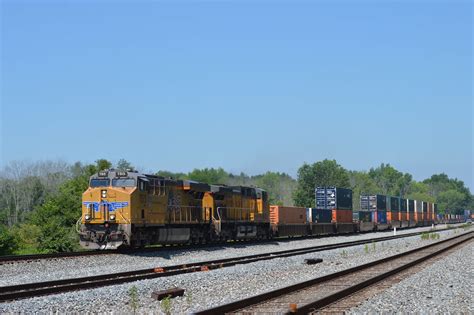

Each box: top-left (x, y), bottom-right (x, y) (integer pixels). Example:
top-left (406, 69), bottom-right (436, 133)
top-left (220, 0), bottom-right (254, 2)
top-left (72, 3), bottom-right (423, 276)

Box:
top-left (0, 226), bottom-right (470, 314)
top-left (349, 239), bottom-right (473, 314)
top-left (0, 225), bottom-right (452, 287)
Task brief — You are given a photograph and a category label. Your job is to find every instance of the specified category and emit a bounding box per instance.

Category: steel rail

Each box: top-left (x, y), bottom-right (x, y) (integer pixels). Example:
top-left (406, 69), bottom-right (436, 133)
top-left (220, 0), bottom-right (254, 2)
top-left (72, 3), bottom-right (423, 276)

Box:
top-left (195, 231), bottom-right (473, 315)
top-left (0, 225), bottom-right (459, 264)
top-left (1, 228), bottom-right (466, 302)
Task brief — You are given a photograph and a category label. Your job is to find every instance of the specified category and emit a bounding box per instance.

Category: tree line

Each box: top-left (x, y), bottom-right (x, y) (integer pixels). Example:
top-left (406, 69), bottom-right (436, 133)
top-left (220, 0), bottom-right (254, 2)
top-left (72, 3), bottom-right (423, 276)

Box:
top-left (0, 158), bottom-right (472, 255)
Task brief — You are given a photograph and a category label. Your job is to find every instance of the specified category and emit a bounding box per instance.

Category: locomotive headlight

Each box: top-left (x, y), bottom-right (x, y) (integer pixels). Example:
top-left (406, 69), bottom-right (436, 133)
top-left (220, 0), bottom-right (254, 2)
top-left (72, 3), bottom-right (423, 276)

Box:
top-left (109, 214), bottom-right (116, 221)
top-left (84, 214), bottom-right (91, 221)
top-left (101, 190), bottom-right (107, 198)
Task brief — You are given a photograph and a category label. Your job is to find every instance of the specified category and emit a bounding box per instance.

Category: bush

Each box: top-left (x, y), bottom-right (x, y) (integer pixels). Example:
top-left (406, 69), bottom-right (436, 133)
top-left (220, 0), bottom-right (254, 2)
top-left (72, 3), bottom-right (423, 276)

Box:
top-left (10, 223), bottom-right (42, 254)
top-left (36, 221), bottom-right (80, 253)
top-left (0, 225), bottom-right (17, 255)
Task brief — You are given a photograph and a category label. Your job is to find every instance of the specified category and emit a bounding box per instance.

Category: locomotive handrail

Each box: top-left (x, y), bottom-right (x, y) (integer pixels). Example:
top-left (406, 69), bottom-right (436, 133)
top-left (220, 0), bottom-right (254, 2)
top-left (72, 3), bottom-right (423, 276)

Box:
top-left (215, 207), bottom-right (223, 234)
top-left (116, 209), bottom-right (131, 224)
top-left (216, 206), bottom-right (256, 221)
top-left (75, 217), bottom-right (82, 233)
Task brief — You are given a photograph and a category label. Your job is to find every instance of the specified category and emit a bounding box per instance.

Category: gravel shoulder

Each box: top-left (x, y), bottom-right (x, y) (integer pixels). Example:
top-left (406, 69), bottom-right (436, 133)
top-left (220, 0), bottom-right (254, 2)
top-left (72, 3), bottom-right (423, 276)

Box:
top-left (348, 238), bottom-right (473, 314)
top-left (0, 224), bottom-right (453, 287)
top-left (0, 225), bottom-right (470, 314)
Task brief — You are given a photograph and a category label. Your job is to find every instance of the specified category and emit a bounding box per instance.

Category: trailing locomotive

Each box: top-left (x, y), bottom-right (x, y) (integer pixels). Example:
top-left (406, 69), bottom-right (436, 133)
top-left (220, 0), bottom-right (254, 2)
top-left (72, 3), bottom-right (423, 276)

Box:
top-left (79, 170), bottom-right (269, 249)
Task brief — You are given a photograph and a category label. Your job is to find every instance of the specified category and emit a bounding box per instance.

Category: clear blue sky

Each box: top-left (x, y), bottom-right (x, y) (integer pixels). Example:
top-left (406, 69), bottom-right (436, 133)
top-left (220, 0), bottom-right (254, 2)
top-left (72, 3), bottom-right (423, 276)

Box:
top-left (1, 1), bottom-right (472, 190)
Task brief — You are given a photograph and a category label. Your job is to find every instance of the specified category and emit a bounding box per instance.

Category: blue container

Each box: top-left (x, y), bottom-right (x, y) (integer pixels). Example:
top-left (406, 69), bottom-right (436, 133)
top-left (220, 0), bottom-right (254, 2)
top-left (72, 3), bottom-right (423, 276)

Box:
top-left (311, 208), bottom-right (332, 223)
top-left (376, 211), bottom-right (387, 224)
top-left (315, 187), bottom-right (353, 210)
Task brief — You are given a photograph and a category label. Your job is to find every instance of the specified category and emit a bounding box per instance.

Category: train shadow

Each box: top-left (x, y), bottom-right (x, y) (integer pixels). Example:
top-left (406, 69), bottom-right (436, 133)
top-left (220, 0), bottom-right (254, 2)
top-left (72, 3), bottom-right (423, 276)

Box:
top-left (122, 240), bottom-right (286, 260)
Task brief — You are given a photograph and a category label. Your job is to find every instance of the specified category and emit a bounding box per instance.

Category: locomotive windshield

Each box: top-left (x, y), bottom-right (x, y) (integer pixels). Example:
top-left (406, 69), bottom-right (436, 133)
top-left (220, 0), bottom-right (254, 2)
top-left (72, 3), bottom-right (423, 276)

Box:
top-left (90, 179), bottom-right (110, 187)
top-left (112, 178), bottom-right (135, 187)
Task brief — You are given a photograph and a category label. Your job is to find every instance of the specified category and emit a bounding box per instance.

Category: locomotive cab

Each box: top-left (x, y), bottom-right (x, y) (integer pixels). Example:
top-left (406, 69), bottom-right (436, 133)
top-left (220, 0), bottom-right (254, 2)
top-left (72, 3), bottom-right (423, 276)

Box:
top-left (79, 170), bottom-right (137, 250)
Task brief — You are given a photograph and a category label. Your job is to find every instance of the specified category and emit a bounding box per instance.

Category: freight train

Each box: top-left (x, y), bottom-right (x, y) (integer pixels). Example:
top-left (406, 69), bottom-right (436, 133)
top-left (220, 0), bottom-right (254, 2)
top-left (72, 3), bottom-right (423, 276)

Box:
top-left (78, 170), bottom-right (465, 250)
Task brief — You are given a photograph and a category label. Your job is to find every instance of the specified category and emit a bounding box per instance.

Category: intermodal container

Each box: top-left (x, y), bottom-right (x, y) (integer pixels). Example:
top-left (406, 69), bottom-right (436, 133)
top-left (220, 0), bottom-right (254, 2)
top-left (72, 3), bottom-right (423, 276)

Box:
top-left (360, 194), bottom-right (387, 211)
top-left (353, 211), bottom-right (359, 222)
top-left (400, 198), bottom-right (407, 221)
top-left (387, 211), bottom-right (399, 222)
top-left (400, 211), bottom-right (407, 221)
top-left (315, 187), bottom-right (353, 210)
top-left (311, 208), bottom-right (332, 223)
top-left (332, 209), bottom-right (353, 223)
top-left (269, 206), bottom-right (306, 225)
top-left (388, 196), bottom-right (400, 211)
top-left (415, 200), bottom-right (422, 212)
top-left (430, 203), bottom-right (435, 221)
top-left (408, 199), bottom-right (415, 212)
top-left (306, 208), bottom-right (312, 222)
top-left (374, 211), bottom-right (387, 224)
top-left (359, 211), bottom-right (373, 223)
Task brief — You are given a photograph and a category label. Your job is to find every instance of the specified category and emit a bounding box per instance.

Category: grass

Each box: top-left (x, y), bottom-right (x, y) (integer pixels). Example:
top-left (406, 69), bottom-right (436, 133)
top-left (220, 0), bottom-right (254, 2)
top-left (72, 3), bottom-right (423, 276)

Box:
top-left (128, 286), bottom-right (139, 314)
top-left (421, 232), bottom-right (440, 240)
top-left (186, 292), bottom-right (193, 305)
top-left (160, 295), bottom-right (173, 315)
top-left (460, 223), bottom-right (472, 230)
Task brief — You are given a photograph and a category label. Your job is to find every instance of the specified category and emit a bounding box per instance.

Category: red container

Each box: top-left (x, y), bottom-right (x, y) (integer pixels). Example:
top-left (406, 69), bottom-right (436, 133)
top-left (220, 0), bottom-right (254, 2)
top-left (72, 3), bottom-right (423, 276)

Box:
top-left (414, 211), bottom-right (422, 222)
top-left (332, 209), bottom-right (353, 223)
top-left (400, 212), bottom-right (407, 221)
top-left (269, 206), bottom-right (307, 225)
top-left (387, 211), bottom-right (399, 223)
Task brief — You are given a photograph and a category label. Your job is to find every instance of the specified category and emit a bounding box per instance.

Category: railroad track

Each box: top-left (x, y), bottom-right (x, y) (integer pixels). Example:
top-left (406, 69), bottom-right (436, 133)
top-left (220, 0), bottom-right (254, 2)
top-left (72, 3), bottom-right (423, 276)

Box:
top-left (0, 225), bottom-right (459, 264)
top-left (0, 228), bottom-right (469, 303)
top-left (196, 231), bottom-right (473, 315)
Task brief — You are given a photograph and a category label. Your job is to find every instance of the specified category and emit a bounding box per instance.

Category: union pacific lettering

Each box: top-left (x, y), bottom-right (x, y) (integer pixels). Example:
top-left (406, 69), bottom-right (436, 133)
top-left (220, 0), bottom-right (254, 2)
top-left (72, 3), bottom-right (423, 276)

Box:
top-left (83, 201), bottom-right (129, 212)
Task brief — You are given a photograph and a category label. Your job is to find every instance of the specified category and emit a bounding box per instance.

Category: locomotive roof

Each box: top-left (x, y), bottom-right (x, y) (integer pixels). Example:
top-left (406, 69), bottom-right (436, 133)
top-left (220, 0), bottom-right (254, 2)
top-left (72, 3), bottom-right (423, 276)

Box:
top-left (91, 170), bottom-right (266, 194)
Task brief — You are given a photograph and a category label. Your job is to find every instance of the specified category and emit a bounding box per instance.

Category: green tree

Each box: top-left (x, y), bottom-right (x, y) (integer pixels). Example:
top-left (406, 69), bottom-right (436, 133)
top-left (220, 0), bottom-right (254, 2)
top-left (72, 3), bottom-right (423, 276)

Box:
top-left (293, 160), bottom-right (349, 208)
top-left (253, 172), bottom-right (297, 206)
top-left (95, 159), bottom-right (112, 171)
top-left (368, 163), bottom-right (412, 196)
top-left (348, 171), bottom-right (378, 210)
top-left (30, 164), bottom-right (95, 253)
top-left (155, 170), bottom-right (186, 179)
top-left (437, 189), bottom-right (466, 214)
top-left (187, 168), bottom-right (229, 184)
top-left (116, 159), bottom-right (134, 171)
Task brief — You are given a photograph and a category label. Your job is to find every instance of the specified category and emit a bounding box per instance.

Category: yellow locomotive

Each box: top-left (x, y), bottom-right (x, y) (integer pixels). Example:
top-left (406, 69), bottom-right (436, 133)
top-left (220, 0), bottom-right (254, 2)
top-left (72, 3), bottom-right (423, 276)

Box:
top-left (79, 170), bottom-right (270, 249)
